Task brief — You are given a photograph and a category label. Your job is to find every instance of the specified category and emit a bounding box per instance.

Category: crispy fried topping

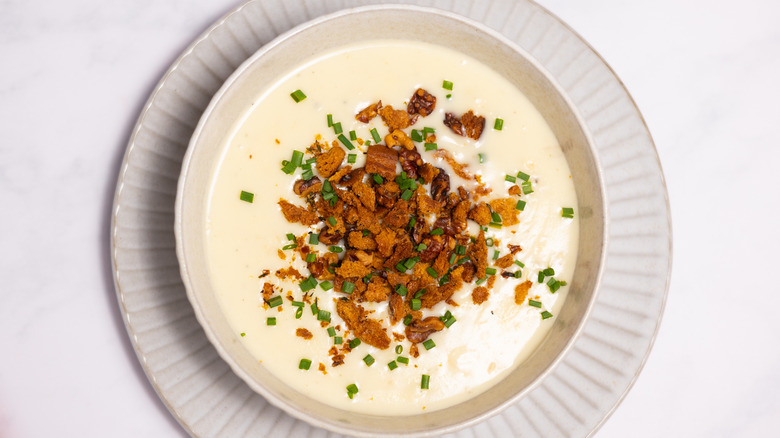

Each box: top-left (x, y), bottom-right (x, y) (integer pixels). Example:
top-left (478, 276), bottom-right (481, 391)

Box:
top-left (316, 145), bottom-right (346, 178)
top-left (515, 281), bottom-right (532, 305)
top-left (296, 328), bottom-right (313, 340)
top-left (356, 101), bottom-right (382, 123)
top-left (407, 88), bottom-right (436, 117)
top-left (444, 110), bottom-right (485, 140)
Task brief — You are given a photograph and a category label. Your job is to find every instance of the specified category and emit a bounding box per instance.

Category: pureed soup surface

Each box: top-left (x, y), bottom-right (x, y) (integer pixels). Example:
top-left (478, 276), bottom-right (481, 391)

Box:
top-left (206, 40), bottom-right (578, 415)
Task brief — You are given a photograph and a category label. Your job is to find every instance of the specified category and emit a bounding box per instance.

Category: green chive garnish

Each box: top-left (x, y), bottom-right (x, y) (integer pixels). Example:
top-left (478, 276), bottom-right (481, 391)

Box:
top-left (281, 243), bottom-right (297, 250)
top-left (414, 288), bottom-right (426, 299)
top-left (442, 80), bottom-right (453, 90)
top-left (347, 153), bottom-right (357, 164)
top-left (430, 228), bottom-right (443, 236)
top-left (529, 299), bottom-right (542, 308)
top-left (401, 190), bottom-right (413, 201)
top-left (411, 130), bottom-right (423, 142)
top-left (370, 128), bottom-right (381, 144)
top-left (327, 327), bottom-right (336, 337)
top-left (403, 314), bottom-right (412, 326)
top-left (327, 114), bottom-right (333, 127)
top-left (338, 134), bottom-right (355, 150)
top-left (290, 89), bottom-right (306, 102)
top-left (332, 121), bottom-right (343, 135)
top-left (485, 237), bottom-right (494, 247)
top-left (327, 216), bottom-right (337, 226)
top-left (239, 190), bottom-right (254, 203)
top-left (342, 281), bottom-right (355, 294)
top-left (267, 296), bottom-right (283, 308)
top-left (395, 345), bottom-right (403, 354)
top-left (492, 250), bottom-right (499, 260)
top-left (266, 317), bottom-right (276, 326)
top-left (329, 246), bottom-right (343, 253)
top-left (295, 307), bottom-right (303, 319)
top-left (240, 332), bottom-right (246, 337)
top-left (346, 383), bottom-right (358, 399)
top-left (388, 361), bottom-right (398, 370)
top-left (475, 277), bottom-right (487, 285)
top-left (411, 299), bottom-right (421, 311)
top-left (486, 267), bottom-right (497, 276)
top-left (478, 153), bottom-right (486, 163)
top-left (547, 278), bottom-right (561, 293)
top-left (424, 143), bottom-right (438, 151)
top-left (397, 356), bottom-right (409, 364)
top-left (544, 267), bottom-right (556, 276)
top-left (363, 354), bottom-right (375, 366)
top-left (422, 339), bottom-right (436, 350)
top-left (415, 243), bottom-right (428, 252)
top-left (395, 284), bottom-right (408, 297)
top-left (494, 118), bottom-right (504, 130)
top-left (421, 374), bottom-right (430, 389)
top-left (562, 207), bottom-right (575, 218)
top-left (299, 359), bottom-right (312, 370)
top-left (396, 262), bottom-right (407, 273)
top-left (299, 276), bottom-right (318, 292)
top-left (317, 309), bottom-right (331, 323)
top-left (334, 336), bottom-right (342, 345)
top-left (517, 171), bottom-right (530, 181)
top-left (320, 281), bottom-right (333, 291)
top-left (448, 253), bottom-right (457, 265)
top-left (444, 315), bottom-right (456, 328)
top-left (505, 175), bottom-right (516, 183)
top-left (515, 260), bottom-right (525, 268)
top-left (349, 130), bottom-right (357, 141)
top-left (541, 311), bottom-right (553, 320)
top-left (306, 253), bottom-right (316, 263)
top-left (349, 338), bottom-right (361, 349)
top-left (516, 200), bottom-right (526, 211)
top-left (538, 271), bottom-right (545, 283)
top-left (426, 267), bottom-right (438, 278)
top-left (373, 174), bottom-right (383, 184)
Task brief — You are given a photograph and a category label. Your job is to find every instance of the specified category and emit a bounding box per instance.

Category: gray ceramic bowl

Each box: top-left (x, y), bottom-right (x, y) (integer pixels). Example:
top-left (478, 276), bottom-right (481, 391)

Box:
top-left (175, 4), bottom-right (606, 436)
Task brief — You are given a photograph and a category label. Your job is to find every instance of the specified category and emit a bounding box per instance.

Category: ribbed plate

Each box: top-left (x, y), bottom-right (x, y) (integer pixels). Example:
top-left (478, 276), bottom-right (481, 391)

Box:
top-left (111, 0), bottom-right (671, 437)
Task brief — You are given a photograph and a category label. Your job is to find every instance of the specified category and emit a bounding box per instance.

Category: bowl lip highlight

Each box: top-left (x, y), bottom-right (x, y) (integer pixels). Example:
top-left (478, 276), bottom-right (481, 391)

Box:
top-left (174, 3), bottom-right (607, 437)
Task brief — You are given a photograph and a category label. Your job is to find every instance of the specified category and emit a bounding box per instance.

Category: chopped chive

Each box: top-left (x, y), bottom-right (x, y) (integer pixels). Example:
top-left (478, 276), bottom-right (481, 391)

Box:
top-left (491, 212), bottom-right (502, 224)
top-left (306, 253), bottom-right (316, 263)
top-left (560, 281), bottom-right (568, 286)
top-left (426, 267), bottom-right (438, 278)
top-left (349, 338), bottom-right (361, 349)
top-left (395, 284), bottom-right (408, 297)
top-left (292, 301), bottom-right (304, 308)
top-left (290, 89), bottom-right (306, 102)
top-left (411, 129), bottom-right (423, 142)
top-left (267, 296), bottom-right (283, 308)
top-left (538, 271), bottom-right (546, 283)
top-left (423, 127), bottom-right (435, 134)
top-left (414, 288), bottom-right (427, 299)
top-left (299, 276), bottom-right (318, 292)
top-left (422, 339), bottom-right (436, 350)
top-left (395, 345), bottom-right (403, 354)
top-left (332, 121), bottom-right (343, 135)
top-left (411, 299), bottom-right (421, 311)
top-left (421, 374), bottom-right (430, 390)
top-left (442, 80), bottom-right (453, 90)
top-left (397, 356), bottom-right (409, 364)
top-left (317, 309), bottom-right (331, 323)
top-left (424, 143), bottom-right (438, 151)
top-left (541, 311), bottom-right (554, 320)
top-left (505, 175), bottom-right (516, 183)
top-left (370, 128), bottom-right (381, 144)
top-left (430, 228), bottom-right (443, 236)
top-left (443, 315), bottom-right (457, 328)
top-left (327, 114), bottom-right (333, 127)
top-left (342, 281), bottom-right (355, 294)
top-left (521, 181), bottom-right (534, 194)
top-left (346, 383), bottom-right (358, 399)
top-left (266, 317), bottom-right (276, 326)
top-left (295, 307), bottom-right (303, 319)
top-left (547, 278), bottom-right (561, 293)
top-left (489, 222), bottom-right (503, 229)
top-left (322, 179), bottom-right (333, 193)
top-left (373, 174), bottom-right (383, 184)
top-left (286, 233), bottom-right (295, 241)
top-left (306, 157), bottom-right (317, 165)
top-left (439, 274), bottom-right (450, 286)
top-left (475, 277), bottom-right (487, 285)
top-left (486, 267), bottom-right (497, 276)
top-left (239, 190), bottom-right (254, 203)
top-left (492, 250), bottom-right (500, 260)
top-left (347, 153), bottom-right (357, 164)
top-left (320, 280), bottom-right (333, 291)
top-left (282, 243), bottom-right (297, 250)
top-left (407, 217), bottom-right (417, 229)
top-left (403, 314), bottom-right (413, 326)
top-left (363, 354), bottom-right (375, 366)
top-left (562, 207), bottom-right (575, 218)
top-left (327, 327), bottom-right (336, 337)
top-left (446, 93), bottom-right (452, 99)
top-left (334, 336), bottom-right (343, 344)
top-left (401, 190), bottom-right (413, 201)
top-left (515, 260), bottom-right (525, 268)
top-left (517, 171), bottom-right (530, 181)
top-left (478, 153), bottom-right (486, 163)
top-left (448, 253), bottom-right (457, 265)
top-left (329, 246), bottom-right (343, 253)
top-left (327, 216), bottom-right (337, 226)
top-left (514, 270), bottom-right (523, 278)
top-left (529, 299), bottom-right (542, 308)
top-left (299, 358), bottom-right (312, 370)
top-left (415, 243), bottom-right (428, 252)
top-left (349, 130), bottom-right (357, 141)
top-left (544, 267), bottom-right (556, 276)
top-left (516, 200), bottom-right (526, 211)
top-left (485, 237), bottom-right (494, 247)
top-left (395, 262), bottom-right (408, 273)
top-left (494, 118), bottom-right (504, 130)
top-left (337, 134), bottom-right (355, 150)
top-left (388, 361), bottom-right (398, 370)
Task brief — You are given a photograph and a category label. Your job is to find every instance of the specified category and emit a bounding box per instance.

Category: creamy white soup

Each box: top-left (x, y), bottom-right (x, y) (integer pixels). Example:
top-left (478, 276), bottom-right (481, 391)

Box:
top-left (205, 40), bottom-right (578, 415)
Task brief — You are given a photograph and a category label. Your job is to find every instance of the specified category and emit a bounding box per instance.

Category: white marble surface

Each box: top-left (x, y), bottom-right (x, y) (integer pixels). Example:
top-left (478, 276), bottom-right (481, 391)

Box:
top-left (1, 0), bottom-right (778, 437)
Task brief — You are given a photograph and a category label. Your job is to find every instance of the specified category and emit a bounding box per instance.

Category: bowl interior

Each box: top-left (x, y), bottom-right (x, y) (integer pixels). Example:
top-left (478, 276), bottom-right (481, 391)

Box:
top-left (176, 5), bottom-right (604, 436)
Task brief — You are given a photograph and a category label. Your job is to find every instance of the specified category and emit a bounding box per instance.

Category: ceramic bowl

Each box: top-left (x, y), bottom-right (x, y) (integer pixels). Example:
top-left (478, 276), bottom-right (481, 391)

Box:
top-left (175, 4), bottom-right (606, 436)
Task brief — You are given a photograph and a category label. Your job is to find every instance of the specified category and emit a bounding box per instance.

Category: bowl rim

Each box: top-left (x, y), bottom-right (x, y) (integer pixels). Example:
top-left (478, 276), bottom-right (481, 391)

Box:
top-left (174, 3), bottom-right (607, 436)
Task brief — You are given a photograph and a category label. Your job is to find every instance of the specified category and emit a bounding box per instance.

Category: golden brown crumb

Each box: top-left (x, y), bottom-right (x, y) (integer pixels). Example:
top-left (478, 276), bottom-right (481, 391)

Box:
top-left (472, 286), bottom-right (489, 304)
top-left (296, 328), bottom-right (313, 340)
top-left (515, 280), bottom-right (532, 304)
